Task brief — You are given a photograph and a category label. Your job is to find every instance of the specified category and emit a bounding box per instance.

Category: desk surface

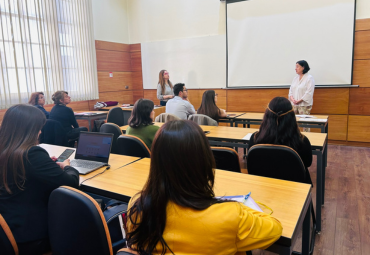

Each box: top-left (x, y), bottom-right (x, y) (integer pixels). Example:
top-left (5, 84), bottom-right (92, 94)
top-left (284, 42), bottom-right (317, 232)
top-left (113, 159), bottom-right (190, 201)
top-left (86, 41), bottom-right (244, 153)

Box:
top-left (100, 105), bottom-right (165, 112)
top-left (74, 111), bottom-right (107, 115)
top-left (236, 112), bottom-right (329, 122)
top-left (120, 122), bottom-right (217, 133)
top-left (81, 157), bottom-right (311, 245)
top-left (39, 144), bottom-right (140, 183)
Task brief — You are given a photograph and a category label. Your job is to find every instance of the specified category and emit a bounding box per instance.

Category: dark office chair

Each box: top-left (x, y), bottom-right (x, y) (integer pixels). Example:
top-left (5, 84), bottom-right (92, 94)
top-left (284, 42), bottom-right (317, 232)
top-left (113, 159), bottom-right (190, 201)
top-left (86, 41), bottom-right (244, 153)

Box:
top-left (100, 123), bottom-right (123, 154)
top-left (247, 144), bottom-right (316, 255)
top-left (107, 107), bottom-right (125, 126)
top-left (48, 186), bottom-right (115, 255)
top-left (0, 214), bottom-right (18, 255)
top-left (39, 119), bottom-right (69, 146)
top-left (116, 135), bottom-right (151, 158)
top-left (211, 147), bottom-right (241, 172)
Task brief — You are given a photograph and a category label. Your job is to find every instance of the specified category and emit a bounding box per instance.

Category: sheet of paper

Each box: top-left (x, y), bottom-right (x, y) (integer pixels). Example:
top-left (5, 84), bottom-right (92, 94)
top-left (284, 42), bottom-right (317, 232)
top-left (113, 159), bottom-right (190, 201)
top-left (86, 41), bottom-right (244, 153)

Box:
top-left (217, 195), bottom-right (263, 212)
top-left (242, 133), bottom-right (253, 140)
top-left (299, 118), bottom-right (327, 122)
top-left (296, 114), bottom-right (314, 118)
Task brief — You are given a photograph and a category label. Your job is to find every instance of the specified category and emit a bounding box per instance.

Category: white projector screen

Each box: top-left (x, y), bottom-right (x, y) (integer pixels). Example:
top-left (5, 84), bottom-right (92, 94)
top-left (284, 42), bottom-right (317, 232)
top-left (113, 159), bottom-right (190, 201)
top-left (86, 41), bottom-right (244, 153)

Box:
top-left (142, 35), bottom-right (226, 89)
top-left (227, 0), bottom-right (355, 88)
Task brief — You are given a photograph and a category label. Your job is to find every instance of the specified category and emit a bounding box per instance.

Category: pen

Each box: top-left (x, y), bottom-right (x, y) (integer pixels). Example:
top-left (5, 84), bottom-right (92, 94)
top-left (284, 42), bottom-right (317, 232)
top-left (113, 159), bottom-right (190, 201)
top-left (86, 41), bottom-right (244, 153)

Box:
top-left (244, 192), bottom-right (251, 203)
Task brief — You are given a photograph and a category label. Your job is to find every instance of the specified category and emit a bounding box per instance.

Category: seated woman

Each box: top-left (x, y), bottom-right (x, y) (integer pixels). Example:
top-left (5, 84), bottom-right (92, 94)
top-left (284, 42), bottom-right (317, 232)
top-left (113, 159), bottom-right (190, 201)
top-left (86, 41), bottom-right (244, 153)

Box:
top-left (49, 91), bottom-right (88, 140)
top-left (126, 99), bottom-right (159, 149)
top-left (125, 120), bottom-right (283, 254)
top-left (197, 90), bottom-right (227, 121)
top-left (248, 97), bottom-right (313, 184)
top-left (0, 104), bottom-right (79, 255)
top-left (28, 91), bottom-right (49, 118)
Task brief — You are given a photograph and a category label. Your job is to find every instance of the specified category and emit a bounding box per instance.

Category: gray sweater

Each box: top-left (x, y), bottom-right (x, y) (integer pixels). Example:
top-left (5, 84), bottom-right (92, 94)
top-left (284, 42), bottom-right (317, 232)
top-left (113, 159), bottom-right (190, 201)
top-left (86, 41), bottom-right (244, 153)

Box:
top-left (157, 83), bottom-right (174, 101)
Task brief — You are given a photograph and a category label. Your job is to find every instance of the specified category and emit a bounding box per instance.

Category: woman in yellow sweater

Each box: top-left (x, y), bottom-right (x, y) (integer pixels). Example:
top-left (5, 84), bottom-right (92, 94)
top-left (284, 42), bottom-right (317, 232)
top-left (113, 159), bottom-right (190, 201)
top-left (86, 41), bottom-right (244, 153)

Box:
top-left (125, 120), bottom-right (283, 255)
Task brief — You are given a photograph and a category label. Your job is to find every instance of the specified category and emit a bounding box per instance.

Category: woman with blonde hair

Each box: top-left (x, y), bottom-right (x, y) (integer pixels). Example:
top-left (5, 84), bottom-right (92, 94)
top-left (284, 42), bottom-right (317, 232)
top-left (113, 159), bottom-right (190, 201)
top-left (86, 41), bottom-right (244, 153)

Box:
top-left (156, 69), bottom-right (174, 106)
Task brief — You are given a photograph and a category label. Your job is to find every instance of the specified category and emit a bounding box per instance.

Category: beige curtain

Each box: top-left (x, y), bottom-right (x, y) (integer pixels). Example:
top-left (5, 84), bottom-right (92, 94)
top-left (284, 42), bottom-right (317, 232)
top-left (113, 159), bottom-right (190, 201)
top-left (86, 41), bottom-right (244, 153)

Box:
top-left (0, 0), bottom-right (98, 109)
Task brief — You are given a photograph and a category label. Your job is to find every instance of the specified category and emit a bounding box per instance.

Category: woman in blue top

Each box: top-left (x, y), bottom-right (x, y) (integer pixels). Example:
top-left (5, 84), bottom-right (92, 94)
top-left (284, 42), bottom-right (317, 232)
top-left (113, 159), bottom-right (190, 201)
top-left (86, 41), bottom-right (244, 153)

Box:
top-left (28, 92), bottom-right (49, 118)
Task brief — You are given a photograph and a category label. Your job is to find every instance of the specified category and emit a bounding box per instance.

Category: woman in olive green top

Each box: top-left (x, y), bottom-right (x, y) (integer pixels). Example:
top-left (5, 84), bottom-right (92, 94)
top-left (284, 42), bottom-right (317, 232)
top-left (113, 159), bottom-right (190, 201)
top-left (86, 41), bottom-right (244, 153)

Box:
top-left (126, 99), bottom-right (159, 150)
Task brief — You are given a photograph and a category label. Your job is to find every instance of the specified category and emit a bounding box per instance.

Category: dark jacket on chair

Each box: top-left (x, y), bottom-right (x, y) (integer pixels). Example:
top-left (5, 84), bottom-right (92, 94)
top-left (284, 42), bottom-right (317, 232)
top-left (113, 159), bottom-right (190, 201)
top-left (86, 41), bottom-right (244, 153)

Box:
top-left (39, 119), bottom-right (68, 146)
top-left (0, 146), bottom-right (79, 244)
top-left (50, 104), bottom-right (79, 133)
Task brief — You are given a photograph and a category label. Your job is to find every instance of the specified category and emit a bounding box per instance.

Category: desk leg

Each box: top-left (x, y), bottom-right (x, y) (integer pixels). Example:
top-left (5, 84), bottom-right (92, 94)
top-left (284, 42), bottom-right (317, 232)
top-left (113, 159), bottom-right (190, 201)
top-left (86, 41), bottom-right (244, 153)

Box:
top-left (313, 150), bottom-right (322, 233)
top-left (302, 202), bottom-right (311, 255)
top-left (88, 117), bottom-right (92, 131)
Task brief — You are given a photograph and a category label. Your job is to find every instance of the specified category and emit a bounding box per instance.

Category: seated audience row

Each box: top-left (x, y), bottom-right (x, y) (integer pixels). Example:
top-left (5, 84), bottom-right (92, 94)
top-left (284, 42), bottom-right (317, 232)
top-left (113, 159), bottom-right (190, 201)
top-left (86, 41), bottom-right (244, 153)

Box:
top-left (29, 90), bottom-right (87, 142)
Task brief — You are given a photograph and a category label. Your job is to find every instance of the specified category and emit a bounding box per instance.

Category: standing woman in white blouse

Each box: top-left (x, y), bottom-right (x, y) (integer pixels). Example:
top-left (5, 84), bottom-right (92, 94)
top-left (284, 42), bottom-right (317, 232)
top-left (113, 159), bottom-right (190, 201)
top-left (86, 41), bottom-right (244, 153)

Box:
top-left (289, 60), bottom-right (315, 131)
top-left (157, 70), bottom-right (174, 106)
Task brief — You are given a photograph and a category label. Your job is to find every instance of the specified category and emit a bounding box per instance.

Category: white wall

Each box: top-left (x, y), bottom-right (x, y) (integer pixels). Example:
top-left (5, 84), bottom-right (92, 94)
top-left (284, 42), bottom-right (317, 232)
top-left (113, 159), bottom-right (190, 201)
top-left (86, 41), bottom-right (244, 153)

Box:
top-left (91, 0), bottom-right (130, 44)
top-left (127, 0), bottom-right (225, 44)
top-left (356, 0), bottom-right (370, 19)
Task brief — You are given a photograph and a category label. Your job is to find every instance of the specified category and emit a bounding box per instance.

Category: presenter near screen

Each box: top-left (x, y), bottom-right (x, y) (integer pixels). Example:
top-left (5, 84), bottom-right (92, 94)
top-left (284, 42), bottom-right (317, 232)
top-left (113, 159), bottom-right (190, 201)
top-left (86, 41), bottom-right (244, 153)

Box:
top-left (157, 70), bottom-right (174, 106)
top-left (288, 60), bottom-right (315, 131)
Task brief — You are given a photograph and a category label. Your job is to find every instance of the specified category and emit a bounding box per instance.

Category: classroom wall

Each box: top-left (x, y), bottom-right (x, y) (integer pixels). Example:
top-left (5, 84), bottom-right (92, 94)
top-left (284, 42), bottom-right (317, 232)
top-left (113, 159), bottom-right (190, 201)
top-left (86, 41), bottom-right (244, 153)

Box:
top-left (357, 0), bottom-right (370, 19)
top-left (91, 0), bottom-right (130, 44)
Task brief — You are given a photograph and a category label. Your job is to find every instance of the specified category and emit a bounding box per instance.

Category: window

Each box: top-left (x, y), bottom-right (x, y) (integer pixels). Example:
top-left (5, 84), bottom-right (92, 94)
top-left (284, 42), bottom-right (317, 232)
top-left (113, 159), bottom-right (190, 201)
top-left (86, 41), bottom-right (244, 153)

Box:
top-left (0, 0), bottom-right (98, 108)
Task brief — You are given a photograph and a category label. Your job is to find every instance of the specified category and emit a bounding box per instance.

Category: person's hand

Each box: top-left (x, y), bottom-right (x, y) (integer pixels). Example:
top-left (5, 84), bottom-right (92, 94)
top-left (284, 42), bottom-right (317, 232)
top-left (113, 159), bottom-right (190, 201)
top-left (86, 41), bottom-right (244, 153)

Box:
top-left (51, 156), bottom-right (58, 161)
top-left (56, 159), bottom-right (71, 170)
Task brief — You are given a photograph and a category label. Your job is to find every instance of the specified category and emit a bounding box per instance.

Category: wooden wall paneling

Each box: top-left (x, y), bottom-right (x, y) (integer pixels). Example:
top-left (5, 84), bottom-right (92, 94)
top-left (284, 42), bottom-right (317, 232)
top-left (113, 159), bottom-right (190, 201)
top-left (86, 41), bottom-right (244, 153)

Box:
top-left (227, 89), bottom-right (289, 112)
top-left (328, 115), bottom-right (348, 141)
top-left (97, 91), bottom-right (126, 103)
top-left (95, 40), bottom-right (130, 52)
top-left (131, 71), bottom-right (144, 90)
top-left (188, 90), bottom-right (202, 110)
top-left (96, 50), bottom-right (131, 72)
top-left (353, 60), bottom-right (370, 87)
top-left (98, 72), bottom-right (133, 92)
top-left (133, 90), bottom-right (144, 103)
top-left (143, 90), bottom-right (160, 105)
top-left (349, 88), bottom-right (370, 115)
top-left (0, 109), bottom-right (6, 123)
top-left (348, 116), bottom-right (370, 142)
top-left (130, 44), bottom-right (141, 52)
top-left (355, 18), bottom-right (370, 31)
top-left (354, 30), bottom-right (370, 60)
top-left (311, 88), bottom-right (349, 115)
top-left (42, 101), bottom-right (89, 112)
top-left (130, 52), bottom-right (142, 72)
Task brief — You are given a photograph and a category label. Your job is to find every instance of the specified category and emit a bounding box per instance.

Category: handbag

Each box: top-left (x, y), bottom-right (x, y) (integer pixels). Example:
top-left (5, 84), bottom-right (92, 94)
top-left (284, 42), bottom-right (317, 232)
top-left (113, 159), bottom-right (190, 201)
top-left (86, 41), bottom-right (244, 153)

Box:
top-left (103, 199), bottom-right (128, 253)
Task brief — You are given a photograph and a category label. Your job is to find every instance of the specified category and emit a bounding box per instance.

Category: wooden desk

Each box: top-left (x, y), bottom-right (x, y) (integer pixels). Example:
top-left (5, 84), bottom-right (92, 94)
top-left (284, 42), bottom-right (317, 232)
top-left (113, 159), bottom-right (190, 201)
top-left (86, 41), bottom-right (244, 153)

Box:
top-left (218, 111), bottom-right (245, 127)
top-left (74, 111), bottom-right (108, 131)
top-left (38, 144), bottom-right (140, 183)
top-left (235, 112), bottom-right (329, 133)
top-left (120, 122), bottom-right (217, 133)
top-left (81, 158), bottom-right (312, 255)
top-left (204, 126), bottom-right (327, 232)
top-left (99, 105), bottom-right (166, 126)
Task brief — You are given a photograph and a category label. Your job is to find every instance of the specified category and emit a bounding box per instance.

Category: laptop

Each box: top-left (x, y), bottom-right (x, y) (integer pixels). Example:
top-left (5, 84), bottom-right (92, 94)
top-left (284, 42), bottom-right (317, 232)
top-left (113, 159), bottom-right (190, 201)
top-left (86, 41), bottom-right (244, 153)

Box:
top-left (70, 132), bottom-right (114, 175)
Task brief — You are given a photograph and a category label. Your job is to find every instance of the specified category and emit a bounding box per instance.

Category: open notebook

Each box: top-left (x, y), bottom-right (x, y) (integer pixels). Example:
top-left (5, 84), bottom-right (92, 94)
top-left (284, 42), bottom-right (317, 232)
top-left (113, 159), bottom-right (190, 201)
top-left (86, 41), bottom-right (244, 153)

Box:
top-left (217, 194), bottom-right (263, 212)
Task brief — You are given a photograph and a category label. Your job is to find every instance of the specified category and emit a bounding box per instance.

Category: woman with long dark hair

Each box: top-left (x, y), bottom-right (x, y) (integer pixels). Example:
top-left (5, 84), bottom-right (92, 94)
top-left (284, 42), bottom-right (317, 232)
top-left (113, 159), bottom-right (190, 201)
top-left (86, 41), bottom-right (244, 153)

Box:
top-left (156, 70), bottom-right (174, 106)
top-left (197, 90), bottom-right (227, 121)
top-left (0, 104), bottom-right (79, 254)
top-left (28, 91), bottom-right (49, 118)
top-left (126, 120), bottom-right (283, 254)
top-left (126, 99), bottom-right (159, 149)
top-left (249, 97), bottom-right (313, 184)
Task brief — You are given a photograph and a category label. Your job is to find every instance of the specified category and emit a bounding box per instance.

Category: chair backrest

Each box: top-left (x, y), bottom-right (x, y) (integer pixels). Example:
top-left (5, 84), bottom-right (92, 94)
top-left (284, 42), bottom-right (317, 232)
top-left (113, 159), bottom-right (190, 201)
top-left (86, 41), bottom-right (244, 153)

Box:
top-left (155, 113), bottom-right (181, 123)
top-left (48, 186), bottom-right (113, 255)
top-left (100, 123), bottom-right (123, 154)
top-left (39, 119), bottom-right (68, 146)
top-left (211, 147), bottom-right (241, 173)
top-left (107, 107), bottom-right (125, 126)
top-left (0, 214), bottom-right (18, 255)
top-left (188, 114), bottom-right (218, 126)
top-left (247, 144), bottom-right (306, 183)
top-left (116, 135), bottom-right (151, 158)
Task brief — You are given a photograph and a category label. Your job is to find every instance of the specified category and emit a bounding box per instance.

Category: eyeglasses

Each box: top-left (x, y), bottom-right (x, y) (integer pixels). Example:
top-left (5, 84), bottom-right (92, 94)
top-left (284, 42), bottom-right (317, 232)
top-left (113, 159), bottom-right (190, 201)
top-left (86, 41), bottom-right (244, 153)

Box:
top-left (215, 94), bottom-right (218, 96)
top-left (182, 89), bottom-right (188, 92)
